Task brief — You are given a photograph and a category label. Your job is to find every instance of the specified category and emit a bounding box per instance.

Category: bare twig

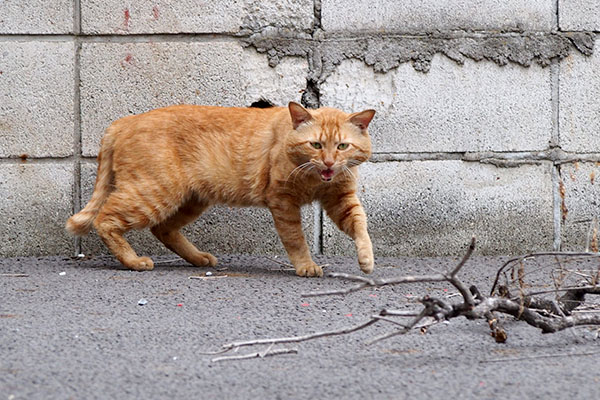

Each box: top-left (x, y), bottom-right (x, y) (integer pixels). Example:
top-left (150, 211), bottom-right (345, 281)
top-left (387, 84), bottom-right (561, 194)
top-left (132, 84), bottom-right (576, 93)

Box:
top-left (303, 273), bottom-right (447, 297)
top-left (490, 252), bottom-right (600, 296)
top-left (263, 256), bottom-right (294, 269)
top-left (0, 273), bottom-right (29, 277)
top-left (449, 236), bottom-right (475, 277)
top-left (380, 309), bottom-right (422, 317)
top-left (222, 318), bottom-right (379, 350)
top-left (367, 309), bottom-right (429, 345)
top-left (189, 275), bottom-right (228, 281)
top-left (212, 347), bottom-right (298, 362)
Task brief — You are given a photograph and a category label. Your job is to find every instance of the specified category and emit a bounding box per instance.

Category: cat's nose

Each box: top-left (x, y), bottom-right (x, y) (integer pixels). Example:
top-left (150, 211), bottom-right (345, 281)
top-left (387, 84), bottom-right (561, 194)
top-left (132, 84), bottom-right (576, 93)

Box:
top-left (323, 159), bottom-right (334, 168)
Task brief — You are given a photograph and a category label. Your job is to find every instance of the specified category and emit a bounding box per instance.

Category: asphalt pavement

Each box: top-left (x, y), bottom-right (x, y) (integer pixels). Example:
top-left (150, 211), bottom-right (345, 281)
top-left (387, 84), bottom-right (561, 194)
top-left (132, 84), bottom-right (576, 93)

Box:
top-left (2, 253), bottom-right (599, 399)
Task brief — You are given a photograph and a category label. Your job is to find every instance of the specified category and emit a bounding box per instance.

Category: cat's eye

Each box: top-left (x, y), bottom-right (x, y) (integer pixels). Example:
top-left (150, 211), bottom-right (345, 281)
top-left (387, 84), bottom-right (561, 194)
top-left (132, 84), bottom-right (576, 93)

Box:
top-left (311, 142), bottom-right (322, 149)
top-left (337, 143), bottom-right (349, 150)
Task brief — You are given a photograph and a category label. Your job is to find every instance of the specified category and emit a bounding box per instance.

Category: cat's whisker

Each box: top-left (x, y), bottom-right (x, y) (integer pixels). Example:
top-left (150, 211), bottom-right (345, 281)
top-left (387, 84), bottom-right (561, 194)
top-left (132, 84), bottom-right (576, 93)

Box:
top-left (284, 162), bottom-right (314, 189)
top-left (286, 162), bottom-right (311, 181)
top-left (294, 164), bottom-right (316, 185)
top-left (343, 165), bottom-right (357, 181)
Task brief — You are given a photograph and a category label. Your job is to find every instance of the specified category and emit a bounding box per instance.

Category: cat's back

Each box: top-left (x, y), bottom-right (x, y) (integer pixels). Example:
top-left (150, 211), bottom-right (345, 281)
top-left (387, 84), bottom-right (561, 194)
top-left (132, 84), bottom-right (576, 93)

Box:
top-left (104, 104), bottom-right (287, 205)
top-left (108, 104), bottom-right (283, 144)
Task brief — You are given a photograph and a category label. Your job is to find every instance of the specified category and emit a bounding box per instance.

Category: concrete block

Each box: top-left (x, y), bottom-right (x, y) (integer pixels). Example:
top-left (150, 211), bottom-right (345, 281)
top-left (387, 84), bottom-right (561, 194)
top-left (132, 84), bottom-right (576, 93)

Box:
top-left (0, 162), bottom-right (74, 256)
top-left (0, 41), bottom-right (74, 158)
top-left (320, 57), bottom-right (552, 153)
top-left (0, 0), bottom-right (73, 34)
top-left (559, 162), bottom-right (600, 251)
top-left (559, 39), bottom-right (600, 152)
top-left (323, 161), bottom-right (554, 257)
top-left (80, 41), bottom-right (308, 156)
top-left (559, 0), bottom-right (600, 31)
top-left (321, 0), bottom-right (554, 33)
top-left (81, 0), bottom-right (313, 34)
top-left (79, 162), bottom-right (316, 258)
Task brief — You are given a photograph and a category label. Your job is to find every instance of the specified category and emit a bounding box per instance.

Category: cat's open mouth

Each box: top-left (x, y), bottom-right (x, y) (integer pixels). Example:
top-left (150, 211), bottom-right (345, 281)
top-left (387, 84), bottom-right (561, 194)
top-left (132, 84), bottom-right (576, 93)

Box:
top-left (320, 168), bottom-right (335, 182)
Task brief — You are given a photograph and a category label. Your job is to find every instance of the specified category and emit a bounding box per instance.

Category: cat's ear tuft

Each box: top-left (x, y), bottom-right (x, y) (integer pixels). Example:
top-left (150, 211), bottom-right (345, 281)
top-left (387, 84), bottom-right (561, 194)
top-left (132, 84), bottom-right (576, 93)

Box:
top-left (349, 109), bottom-right (376, 131)
top-left (288, 102), bottom-right (313, 129)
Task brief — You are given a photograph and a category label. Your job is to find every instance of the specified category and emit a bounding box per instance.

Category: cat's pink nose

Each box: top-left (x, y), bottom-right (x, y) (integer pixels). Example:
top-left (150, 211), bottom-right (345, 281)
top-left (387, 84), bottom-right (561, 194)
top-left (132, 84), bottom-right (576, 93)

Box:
top-left (323, 159), bottom-right (334, 168)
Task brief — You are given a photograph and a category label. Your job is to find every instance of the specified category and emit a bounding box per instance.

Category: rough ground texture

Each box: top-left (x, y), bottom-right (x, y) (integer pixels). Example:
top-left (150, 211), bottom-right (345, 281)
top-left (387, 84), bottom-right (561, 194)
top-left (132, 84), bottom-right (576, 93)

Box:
top-left (2, 255), bottom-right (599, 399)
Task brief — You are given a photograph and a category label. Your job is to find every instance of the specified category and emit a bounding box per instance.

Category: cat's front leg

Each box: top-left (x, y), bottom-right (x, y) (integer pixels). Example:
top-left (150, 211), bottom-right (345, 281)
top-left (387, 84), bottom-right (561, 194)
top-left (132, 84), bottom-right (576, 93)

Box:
top-left (268, 199), bottom-right (322, 277)
top-left (322, 192), bottom-right (374, 274)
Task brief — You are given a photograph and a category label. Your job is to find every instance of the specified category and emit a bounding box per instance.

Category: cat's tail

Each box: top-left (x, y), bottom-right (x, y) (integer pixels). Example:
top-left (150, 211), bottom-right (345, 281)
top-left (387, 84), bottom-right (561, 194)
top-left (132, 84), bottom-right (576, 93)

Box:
top-left (65, 129), bottom-right (116, 236)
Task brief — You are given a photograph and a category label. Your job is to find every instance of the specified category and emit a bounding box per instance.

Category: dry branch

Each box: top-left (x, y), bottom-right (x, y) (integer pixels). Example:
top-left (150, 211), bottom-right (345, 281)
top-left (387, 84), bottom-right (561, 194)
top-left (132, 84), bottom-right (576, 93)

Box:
top-left (206, 238), bottom-right (600, 360)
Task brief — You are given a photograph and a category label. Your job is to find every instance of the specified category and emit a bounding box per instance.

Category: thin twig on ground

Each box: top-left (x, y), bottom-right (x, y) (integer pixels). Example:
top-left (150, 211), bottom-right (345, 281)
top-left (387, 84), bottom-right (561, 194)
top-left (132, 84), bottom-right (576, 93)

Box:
top-left (211, 347), bottom-right (298, 362)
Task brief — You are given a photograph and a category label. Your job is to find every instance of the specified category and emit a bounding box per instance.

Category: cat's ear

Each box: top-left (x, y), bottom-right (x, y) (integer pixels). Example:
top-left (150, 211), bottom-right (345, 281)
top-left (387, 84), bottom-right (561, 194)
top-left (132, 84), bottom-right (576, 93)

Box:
top-left (288, 102), bottom-right (313, 129)
top-left (349, 109), bottom-right (376, 131)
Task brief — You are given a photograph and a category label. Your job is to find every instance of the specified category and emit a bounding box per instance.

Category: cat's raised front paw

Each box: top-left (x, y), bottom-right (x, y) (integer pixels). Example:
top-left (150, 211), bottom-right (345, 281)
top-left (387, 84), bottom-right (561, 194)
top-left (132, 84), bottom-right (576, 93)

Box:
top-left (295, 263), bottom-right (323, 278)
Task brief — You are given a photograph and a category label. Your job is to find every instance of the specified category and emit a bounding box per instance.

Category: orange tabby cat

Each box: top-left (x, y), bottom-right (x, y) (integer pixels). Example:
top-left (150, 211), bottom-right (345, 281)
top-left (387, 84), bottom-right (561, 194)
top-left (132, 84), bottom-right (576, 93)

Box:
top-left (66, 102), bottom-right (375, 277)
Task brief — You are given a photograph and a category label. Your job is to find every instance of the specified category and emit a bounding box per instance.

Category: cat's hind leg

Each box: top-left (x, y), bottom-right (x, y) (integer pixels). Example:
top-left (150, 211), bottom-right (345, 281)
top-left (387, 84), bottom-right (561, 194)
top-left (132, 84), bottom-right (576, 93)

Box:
top-left (93, 192), bottom-right (156, 271)
top-left (151, 199), bottom-right (217, 267)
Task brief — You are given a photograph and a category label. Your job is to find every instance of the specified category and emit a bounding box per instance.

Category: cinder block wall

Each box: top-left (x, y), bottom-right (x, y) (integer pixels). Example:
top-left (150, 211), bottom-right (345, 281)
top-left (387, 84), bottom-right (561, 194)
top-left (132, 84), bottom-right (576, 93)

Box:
top-left (1, 1), bottom-right (599, 258)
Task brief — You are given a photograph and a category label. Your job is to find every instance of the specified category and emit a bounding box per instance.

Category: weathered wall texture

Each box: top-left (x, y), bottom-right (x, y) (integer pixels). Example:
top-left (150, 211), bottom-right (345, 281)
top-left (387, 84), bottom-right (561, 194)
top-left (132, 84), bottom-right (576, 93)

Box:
top-left (1, 1), bottom-right (599, 259)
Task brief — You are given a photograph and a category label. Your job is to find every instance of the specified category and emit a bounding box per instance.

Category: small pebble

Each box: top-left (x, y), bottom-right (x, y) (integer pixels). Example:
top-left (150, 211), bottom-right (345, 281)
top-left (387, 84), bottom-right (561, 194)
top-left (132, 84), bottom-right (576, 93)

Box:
top-left (59, 271), bottom-right (66, 276)
top-left (77, 253), bottom-right (85, 258)
top-left (138, 298), bottom-right (148, 306)
top-left (205, 271), bottom-right (213, 276)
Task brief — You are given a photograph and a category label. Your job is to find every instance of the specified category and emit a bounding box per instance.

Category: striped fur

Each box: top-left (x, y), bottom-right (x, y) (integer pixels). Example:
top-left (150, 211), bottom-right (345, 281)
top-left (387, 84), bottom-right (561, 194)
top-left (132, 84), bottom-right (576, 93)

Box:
top-left (65, 102), bottom-right (375, 276)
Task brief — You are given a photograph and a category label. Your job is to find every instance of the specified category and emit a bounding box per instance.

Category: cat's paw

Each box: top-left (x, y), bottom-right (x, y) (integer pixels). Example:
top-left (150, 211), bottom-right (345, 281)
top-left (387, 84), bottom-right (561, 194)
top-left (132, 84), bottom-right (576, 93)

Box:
top-left (127, 257), bottom-right (155, 271)
top-left (190, 252), bottom-right (218, 267)
top-left (358, 254), bottom-right (374, 274)
top-left (295, 263), bottom-right (323, 278)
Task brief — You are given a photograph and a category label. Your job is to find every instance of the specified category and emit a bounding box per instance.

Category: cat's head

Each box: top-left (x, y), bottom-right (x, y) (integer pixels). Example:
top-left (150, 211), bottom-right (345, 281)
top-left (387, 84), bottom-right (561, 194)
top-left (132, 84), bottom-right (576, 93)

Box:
top-left (285, 102), bottom-right (375, 183)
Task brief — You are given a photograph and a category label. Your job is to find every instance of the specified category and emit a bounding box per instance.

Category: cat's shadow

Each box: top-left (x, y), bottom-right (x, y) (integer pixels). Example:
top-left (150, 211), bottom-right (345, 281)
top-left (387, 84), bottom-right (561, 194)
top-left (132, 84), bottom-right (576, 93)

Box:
top-left (73, 254), bottom-right (302, 277)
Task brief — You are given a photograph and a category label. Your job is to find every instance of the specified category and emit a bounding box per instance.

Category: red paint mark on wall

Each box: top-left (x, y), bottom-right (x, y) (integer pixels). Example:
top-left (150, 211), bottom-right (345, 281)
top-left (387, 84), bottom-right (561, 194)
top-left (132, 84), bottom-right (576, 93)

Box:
top-left (152, 5), bottom-right (160, 20)
top-left (120, 53), bottom-right (134, 68)
top-left (123, 8), bottom-right (131, 29)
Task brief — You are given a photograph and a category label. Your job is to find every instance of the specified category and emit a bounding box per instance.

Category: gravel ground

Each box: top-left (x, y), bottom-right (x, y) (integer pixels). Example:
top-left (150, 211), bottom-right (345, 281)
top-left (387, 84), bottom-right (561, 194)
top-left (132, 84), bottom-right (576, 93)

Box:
top-left (1, 253), bottom-right (599, 399)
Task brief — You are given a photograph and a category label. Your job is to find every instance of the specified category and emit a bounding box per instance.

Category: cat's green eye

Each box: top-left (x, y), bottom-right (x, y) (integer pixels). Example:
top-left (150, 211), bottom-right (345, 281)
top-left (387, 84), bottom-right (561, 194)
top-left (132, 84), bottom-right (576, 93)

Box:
top-left (311, 142), bottom-right (323, 149)
top-left (337, 143), bottom-right (349, 150)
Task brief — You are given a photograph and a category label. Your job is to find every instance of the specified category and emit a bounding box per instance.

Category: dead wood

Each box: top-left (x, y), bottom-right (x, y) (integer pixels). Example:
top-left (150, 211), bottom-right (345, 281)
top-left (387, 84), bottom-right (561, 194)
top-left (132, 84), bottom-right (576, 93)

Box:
top-left (205, 238), bottom-right (600, 360)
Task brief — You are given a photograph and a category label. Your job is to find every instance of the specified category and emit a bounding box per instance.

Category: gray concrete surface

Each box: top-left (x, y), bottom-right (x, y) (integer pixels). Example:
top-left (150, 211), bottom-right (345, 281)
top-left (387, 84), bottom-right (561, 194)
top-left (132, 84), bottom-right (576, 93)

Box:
top-left (0, 163), bottom-right (74, 257)
top-left (560, 162), bottom-right (600, 251)
top-left (0, 41), bottom-right (75, 158)
top-left (559, 38), bottom-right (600, 153)
top-left (0, 0), bottom-right (74, 34)
top-left (321, 0), bottom-right (555, 33)
top-left (2, 254), bottom-right (599, 399)
top-left (559, 0), bottom-right (600, 31)
top-left (320, 57), bottom-right (552, 153)
top-left (324, 161), bottom-right (554, 256)
top-left (80, 0), bottom-right (314, 34)
top-left (79, 42), bottom-right (307, 156)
